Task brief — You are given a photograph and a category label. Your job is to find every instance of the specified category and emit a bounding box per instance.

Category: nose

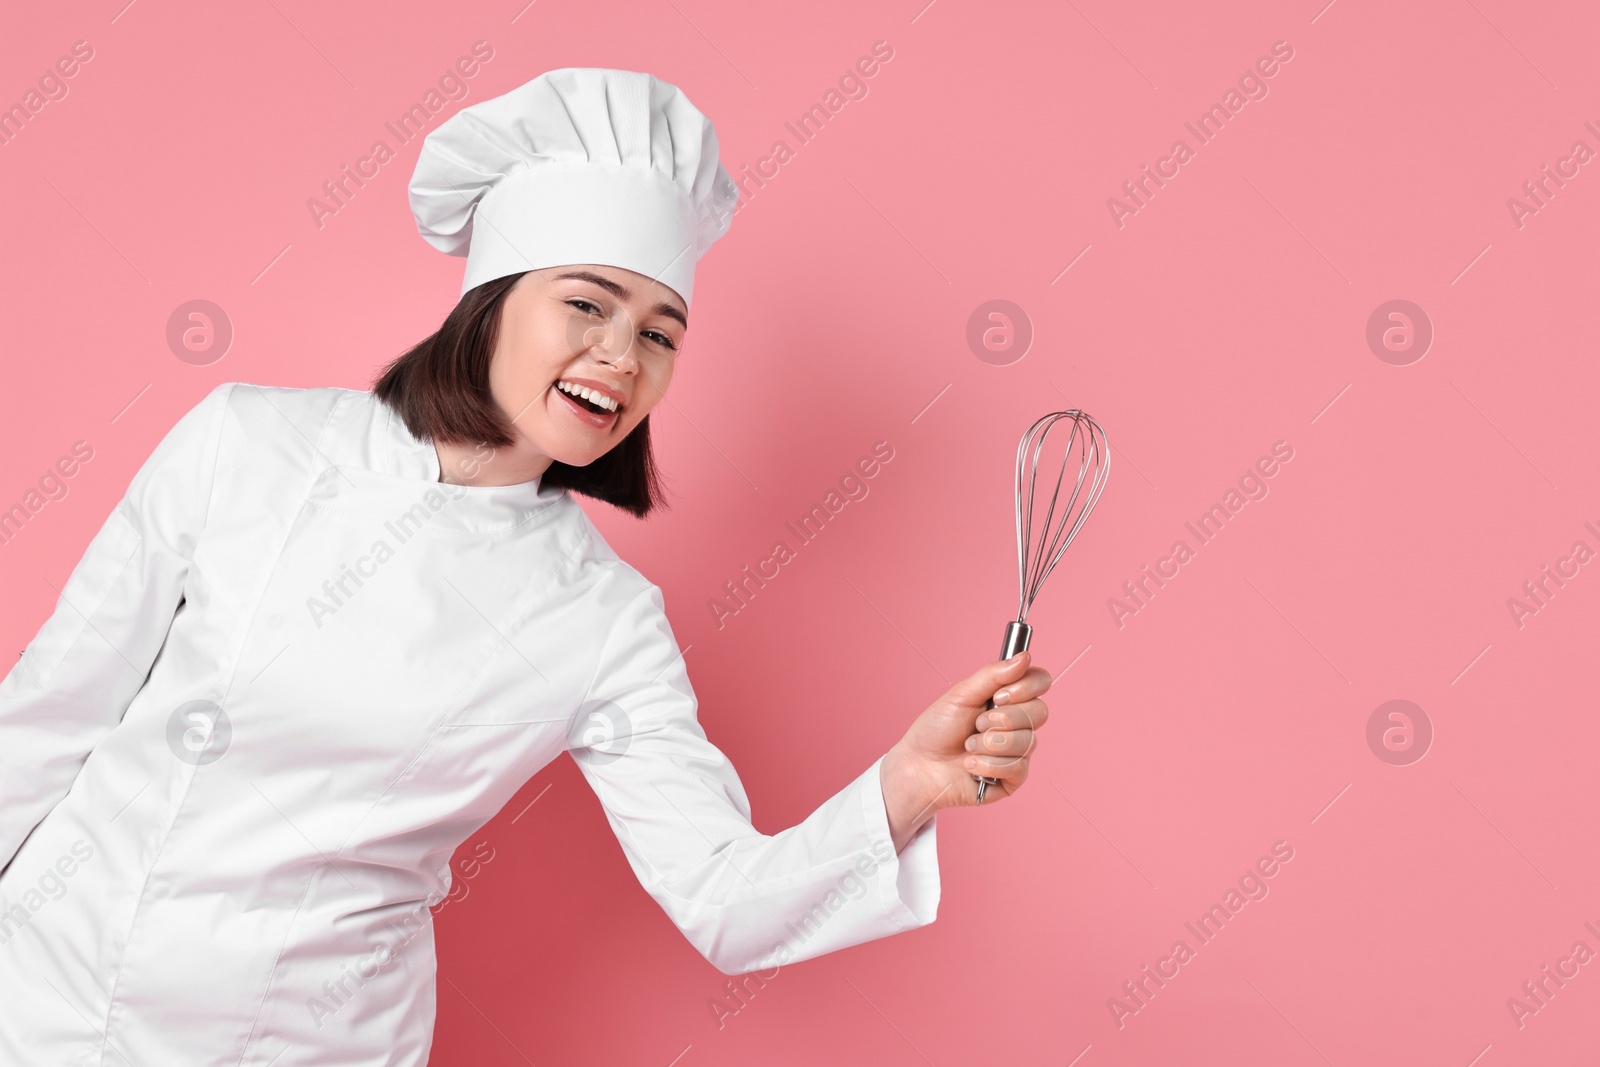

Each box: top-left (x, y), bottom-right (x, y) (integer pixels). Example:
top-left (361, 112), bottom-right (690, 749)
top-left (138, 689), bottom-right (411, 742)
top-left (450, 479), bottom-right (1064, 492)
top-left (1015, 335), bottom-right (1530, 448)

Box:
top-left (587, 311), bottom-right (639, 373)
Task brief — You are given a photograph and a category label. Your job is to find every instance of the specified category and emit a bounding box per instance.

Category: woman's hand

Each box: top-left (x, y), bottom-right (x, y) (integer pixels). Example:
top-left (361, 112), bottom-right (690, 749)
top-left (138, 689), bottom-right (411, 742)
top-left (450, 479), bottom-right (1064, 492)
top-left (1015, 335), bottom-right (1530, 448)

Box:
top-left (879, 651), bottom-right (1053, 851)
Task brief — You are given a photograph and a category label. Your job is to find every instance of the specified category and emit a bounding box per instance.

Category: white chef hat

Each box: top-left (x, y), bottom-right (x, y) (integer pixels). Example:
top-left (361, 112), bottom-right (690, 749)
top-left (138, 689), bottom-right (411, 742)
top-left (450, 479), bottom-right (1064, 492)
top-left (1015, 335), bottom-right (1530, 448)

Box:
top-left (408, 67), bottom-right (739, 309)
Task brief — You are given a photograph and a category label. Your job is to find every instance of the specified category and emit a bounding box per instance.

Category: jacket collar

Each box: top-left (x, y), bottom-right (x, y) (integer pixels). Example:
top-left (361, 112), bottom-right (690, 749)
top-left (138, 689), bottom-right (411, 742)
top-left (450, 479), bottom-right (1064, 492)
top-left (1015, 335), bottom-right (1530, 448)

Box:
top-left (356, 389), bottom-right (572, 534)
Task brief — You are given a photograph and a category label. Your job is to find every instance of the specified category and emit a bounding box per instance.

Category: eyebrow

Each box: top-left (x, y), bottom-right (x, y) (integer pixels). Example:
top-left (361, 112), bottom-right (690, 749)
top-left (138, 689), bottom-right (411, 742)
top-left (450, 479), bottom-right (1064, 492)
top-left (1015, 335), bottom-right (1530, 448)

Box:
top-left (552, 270), bottom-right (688, 329)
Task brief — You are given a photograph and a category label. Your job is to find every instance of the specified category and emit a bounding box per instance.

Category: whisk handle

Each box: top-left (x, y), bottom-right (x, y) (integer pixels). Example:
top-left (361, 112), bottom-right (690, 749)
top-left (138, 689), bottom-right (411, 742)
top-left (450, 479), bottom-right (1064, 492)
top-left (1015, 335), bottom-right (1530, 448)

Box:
top-left (974, 621), bottom-right (1032, 803)
top-left (995, 620), bottom-right (1033, 664)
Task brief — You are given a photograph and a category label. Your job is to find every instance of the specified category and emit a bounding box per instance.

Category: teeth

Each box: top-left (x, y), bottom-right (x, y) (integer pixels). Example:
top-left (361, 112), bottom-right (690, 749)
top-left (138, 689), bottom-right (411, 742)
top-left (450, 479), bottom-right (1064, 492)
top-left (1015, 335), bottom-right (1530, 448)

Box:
top-left (557, 380), bottom-right (619, 413)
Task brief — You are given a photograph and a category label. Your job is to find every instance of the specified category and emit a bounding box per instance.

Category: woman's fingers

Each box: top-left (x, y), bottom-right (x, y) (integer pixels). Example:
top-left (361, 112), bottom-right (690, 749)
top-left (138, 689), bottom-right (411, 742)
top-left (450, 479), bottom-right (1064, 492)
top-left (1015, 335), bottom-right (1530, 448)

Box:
top-left (945, 658), bottom-right (1050, 806)
top-left (948, 652), bottom-right (1034, 710)
top-left (959, 665), bottom-right (1049, 805)
top-left (964, 726), bottom-right (1035, 757)
top-left (989, 666), bottom-right (1052, 710)
top-left (962, 751), bottom-right (1031, 785)
top-left (978, 696), bottom-right (1048, 733)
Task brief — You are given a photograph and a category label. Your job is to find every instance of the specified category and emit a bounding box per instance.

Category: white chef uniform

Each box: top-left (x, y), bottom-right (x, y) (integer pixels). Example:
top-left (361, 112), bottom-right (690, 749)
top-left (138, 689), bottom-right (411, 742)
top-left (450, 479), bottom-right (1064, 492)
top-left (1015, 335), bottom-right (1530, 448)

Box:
top-left (0, 380), bottom-right (941, 1065)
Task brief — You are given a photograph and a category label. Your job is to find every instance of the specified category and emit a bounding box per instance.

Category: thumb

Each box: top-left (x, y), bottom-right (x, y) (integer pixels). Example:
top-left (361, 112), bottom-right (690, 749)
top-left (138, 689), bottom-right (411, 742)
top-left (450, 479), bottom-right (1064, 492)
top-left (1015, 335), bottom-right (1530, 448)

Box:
top-left (946, 650), bottom-right (1031, 710)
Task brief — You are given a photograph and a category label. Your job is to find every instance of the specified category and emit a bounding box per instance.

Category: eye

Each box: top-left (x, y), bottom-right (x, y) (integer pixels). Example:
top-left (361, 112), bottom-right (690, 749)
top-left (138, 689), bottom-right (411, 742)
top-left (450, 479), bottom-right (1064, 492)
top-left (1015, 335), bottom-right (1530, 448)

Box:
top-left (567, 297), bottom-right (678, 352)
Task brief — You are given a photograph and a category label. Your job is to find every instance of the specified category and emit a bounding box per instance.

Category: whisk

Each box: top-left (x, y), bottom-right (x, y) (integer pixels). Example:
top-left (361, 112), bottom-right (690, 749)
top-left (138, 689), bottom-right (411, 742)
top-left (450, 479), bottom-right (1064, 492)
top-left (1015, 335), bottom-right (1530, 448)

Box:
top-left (973, 410), bottom-right (1111, 805)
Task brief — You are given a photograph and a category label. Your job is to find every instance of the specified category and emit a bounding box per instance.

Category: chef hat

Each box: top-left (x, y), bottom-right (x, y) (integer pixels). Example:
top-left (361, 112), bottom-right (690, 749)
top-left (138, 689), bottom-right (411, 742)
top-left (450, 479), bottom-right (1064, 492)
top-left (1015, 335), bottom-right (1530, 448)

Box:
top-left (407, 67), bottom-right (739, 310)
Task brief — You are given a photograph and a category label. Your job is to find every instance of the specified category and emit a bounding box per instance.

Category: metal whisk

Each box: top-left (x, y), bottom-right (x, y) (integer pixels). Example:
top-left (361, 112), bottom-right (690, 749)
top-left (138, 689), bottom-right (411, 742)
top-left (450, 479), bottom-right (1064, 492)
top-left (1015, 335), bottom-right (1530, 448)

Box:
top-left (973, 410), bottom-right (1111, 804)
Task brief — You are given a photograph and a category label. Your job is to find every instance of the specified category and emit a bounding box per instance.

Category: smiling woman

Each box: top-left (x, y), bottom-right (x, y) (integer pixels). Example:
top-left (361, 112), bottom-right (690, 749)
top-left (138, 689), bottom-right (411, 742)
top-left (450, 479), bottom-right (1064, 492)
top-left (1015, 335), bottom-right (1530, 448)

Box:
top-left (373, 262), bottom-right (687, 516)
top-left (0, 66), bottom-right (1051, 1067)
top-left (487, 266), bottom-right (686, 469)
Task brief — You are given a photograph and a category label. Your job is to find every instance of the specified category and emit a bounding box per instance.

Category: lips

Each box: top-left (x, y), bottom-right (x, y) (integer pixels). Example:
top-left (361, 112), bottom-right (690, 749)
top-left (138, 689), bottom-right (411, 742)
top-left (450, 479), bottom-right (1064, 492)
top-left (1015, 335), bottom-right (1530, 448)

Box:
top-left (551, 381), bottom-right (620, 429)
top-left (555, 378), bottom-right (626, 413)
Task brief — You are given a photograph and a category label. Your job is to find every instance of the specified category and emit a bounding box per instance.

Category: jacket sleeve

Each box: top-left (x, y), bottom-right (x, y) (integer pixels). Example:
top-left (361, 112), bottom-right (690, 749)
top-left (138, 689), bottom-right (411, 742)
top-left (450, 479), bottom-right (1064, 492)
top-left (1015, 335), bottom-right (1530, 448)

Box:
top-left (0, 381), bottom-right (234, 872)
top-left (567, 579), bottom-right (940, 975)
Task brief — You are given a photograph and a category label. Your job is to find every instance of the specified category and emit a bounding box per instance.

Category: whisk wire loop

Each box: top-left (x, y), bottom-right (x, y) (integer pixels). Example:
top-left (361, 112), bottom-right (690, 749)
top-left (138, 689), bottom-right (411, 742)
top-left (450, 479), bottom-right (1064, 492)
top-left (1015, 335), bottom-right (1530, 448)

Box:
top-left (978, 408), bottom-right (1111, 806)
top-left (1014, 411), bottom-right (1110, 623)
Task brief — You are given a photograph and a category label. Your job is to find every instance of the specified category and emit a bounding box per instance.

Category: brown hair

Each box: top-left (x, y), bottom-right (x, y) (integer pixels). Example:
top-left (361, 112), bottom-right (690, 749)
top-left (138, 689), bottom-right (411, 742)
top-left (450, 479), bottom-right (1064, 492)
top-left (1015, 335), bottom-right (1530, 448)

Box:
top-left (371, 272), bottom-right (668, 518)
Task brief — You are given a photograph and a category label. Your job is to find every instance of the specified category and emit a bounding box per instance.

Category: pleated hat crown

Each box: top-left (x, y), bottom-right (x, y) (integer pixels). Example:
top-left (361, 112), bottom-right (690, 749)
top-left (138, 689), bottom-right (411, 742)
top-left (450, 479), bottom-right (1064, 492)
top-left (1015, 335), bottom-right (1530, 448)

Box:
top-left (408, 67), bottom-right (739, 308)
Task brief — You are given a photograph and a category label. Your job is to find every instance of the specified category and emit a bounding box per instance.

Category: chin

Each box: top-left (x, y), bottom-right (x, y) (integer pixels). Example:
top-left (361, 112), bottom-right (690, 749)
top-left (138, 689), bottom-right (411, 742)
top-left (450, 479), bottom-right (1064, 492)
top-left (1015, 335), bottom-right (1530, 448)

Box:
top-left (546, 452), bottom-right (600, 469)
top-left (540, 435), bottom-right (616, 469)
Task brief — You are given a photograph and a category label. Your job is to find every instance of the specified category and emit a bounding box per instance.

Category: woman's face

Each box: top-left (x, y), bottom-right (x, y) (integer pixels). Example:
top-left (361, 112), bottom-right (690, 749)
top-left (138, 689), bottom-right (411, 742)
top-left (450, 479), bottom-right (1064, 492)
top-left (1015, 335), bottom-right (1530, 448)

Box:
top-left (487, 263), bottom-right (687, 470)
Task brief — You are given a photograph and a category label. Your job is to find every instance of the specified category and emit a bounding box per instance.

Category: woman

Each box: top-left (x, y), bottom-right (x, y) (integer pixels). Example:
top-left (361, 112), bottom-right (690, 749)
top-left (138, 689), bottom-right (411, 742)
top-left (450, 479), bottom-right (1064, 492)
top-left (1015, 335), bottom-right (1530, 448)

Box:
top-left (0, 68), bottom-right (1051, 1064)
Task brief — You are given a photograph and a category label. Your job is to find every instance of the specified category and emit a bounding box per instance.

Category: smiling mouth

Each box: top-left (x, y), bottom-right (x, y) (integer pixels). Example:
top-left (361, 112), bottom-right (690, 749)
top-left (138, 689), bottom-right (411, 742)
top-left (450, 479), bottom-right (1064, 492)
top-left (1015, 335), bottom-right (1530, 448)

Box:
top-left (555, 379), bottom-right (622, 415)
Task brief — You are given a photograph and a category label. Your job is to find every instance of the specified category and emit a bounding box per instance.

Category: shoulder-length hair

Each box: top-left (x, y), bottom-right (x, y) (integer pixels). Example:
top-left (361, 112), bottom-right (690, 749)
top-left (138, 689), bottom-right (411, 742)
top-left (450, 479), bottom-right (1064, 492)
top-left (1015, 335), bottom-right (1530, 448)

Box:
top-left (371, 271), bottom-right (667, 518)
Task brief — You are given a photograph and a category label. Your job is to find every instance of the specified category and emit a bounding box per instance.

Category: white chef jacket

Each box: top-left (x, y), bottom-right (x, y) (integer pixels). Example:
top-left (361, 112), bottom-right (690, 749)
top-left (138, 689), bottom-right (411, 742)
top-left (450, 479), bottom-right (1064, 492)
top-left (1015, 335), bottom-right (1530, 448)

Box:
top-left (0, 382), bottom-right (940, 1066)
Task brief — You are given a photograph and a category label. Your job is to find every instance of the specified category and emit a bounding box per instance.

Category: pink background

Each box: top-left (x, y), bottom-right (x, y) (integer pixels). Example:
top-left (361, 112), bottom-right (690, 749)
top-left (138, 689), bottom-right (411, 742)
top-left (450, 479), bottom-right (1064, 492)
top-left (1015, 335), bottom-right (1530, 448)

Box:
top-left (3, 1), bottom-right (1598, 1064)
